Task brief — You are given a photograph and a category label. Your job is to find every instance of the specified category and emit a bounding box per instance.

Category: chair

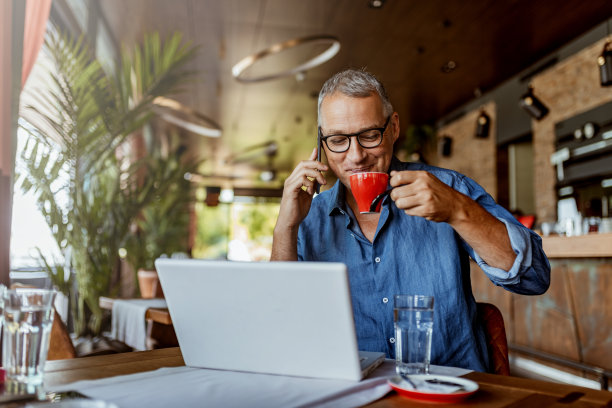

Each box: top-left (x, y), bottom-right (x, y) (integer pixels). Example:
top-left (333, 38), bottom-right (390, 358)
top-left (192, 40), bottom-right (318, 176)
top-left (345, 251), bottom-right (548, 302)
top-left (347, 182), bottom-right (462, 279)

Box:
top-left (47, 308), bottom-right (77, 360)
top-left (477, 302), bottom-right (510, 375)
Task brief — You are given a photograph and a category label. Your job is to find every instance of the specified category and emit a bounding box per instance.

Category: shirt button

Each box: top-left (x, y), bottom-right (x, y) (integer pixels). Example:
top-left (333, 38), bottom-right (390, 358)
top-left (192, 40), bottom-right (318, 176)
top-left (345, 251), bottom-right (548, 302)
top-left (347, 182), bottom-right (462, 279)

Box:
top-left (390, 337), bottom-right (395, 344)
top-left (375, 257), bottom-right (381, 263)
top-left (382, 297), bottom-right (389, 304)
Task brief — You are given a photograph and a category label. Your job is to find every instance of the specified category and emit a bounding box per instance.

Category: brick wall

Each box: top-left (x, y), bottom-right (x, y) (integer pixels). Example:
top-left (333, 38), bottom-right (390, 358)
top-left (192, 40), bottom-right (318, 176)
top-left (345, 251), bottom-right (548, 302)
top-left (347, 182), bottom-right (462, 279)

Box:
top-left (436, 38), bottom-right (612, 222)
top-left (531, 37), bottom-right (612, 222)
top-left (435, 101), bottom-right (498, 199)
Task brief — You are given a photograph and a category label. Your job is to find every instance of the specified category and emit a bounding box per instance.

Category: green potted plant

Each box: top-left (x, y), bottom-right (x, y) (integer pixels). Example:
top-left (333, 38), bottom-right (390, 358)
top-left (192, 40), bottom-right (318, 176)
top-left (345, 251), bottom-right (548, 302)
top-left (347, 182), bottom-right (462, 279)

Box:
top-left (16, 29), bottom-right (198, 335)
top-left (124, 135), bottom-right (199, 298)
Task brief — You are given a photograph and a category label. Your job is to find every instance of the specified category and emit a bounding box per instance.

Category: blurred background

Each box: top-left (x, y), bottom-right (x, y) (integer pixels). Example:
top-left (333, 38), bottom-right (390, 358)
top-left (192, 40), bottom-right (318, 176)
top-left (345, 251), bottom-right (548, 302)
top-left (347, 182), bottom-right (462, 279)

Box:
top-left (2, 0), bottom-right (612, 391)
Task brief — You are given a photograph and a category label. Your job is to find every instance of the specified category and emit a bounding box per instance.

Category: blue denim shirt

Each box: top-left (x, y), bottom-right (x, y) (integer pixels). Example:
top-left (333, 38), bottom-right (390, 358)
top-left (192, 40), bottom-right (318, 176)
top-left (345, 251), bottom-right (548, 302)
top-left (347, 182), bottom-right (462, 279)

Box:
top-left (297, 157), bottom-right (550, 372)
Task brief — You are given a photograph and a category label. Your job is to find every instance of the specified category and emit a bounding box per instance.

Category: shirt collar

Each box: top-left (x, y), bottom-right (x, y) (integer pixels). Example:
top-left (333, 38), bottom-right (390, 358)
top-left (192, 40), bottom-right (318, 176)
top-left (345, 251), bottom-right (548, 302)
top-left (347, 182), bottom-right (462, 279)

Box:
top-left (389, 155), bottom-right (403, 172)
top-left (327, 179), bottom-right (346, 216)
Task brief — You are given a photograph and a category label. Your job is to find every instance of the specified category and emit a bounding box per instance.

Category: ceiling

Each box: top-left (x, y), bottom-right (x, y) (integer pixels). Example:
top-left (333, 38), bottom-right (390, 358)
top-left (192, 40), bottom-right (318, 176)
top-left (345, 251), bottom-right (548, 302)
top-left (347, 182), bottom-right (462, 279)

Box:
top-left (94, 0), bottom-right (612, 190)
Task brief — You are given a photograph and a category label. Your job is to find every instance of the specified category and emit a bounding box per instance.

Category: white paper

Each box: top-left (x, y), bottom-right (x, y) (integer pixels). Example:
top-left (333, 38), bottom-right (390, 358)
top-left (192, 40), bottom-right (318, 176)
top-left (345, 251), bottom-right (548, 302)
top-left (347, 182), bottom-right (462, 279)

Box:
top-left (49, 361), bottom-right (470, 408)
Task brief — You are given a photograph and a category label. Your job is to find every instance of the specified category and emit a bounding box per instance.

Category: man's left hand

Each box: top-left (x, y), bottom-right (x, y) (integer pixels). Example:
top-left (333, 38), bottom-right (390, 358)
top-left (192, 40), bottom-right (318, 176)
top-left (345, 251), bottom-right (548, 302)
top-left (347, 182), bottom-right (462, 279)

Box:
top-left (389, 169), bottom-right (516, 271)
top-left (389, 170), bottom-right (465, 223)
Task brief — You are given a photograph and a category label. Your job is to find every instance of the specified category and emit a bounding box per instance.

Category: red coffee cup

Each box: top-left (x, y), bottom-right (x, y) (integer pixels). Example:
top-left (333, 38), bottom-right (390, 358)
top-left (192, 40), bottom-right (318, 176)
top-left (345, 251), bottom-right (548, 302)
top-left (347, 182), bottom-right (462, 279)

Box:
top-left (349, 172), bottom-right (389, 213)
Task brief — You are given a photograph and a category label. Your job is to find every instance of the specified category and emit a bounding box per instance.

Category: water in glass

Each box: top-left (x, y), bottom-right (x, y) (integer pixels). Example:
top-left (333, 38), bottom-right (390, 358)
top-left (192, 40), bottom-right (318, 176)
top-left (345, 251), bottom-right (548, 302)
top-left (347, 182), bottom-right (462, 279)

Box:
top-left (394, 305), bottom-right (434, 375)
top-left (2, 290), bottom-right (55, 385)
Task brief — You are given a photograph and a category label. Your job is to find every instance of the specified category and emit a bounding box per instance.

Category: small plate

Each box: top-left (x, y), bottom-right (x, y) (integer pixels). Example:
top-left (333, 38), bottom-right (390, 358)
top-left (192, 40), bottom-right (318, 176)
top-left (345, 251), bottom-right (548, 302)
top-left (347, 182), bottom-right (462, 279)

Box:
top-left (388, 374), bottom-right (479, 403)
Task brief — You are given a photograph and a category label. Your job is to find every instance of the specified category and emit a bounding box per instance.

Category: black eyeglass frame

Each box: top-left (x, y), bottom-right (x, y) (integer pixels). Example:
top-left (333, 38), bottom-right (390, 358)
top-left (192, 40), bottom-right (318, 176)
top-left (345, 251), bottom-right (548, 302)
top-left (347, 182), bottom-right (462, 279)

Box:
top-left (318, 116), bottom-right (391, 153)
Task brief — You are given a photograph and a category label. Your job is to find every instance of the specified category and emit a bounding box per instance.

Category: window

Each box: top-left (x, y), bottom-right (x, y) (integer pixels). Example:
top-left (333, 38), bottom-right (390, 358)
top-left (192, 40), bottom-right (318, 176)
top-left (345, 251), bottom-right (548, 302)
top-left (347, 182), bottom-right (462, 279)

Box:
top-left (10, 128), bottom-right (64, 269)
top-left (194, 197), bottom-right (280, 261)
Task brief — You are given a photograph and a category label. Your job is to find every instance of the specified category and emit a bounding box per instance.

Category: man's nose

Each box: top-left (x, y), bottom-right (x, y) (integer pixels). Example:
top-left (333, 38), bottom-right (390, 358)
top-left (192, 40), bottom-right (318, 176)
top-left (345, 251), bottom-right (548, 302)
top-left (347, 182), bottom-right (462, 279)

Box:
top-left (346, 138), bottom-right (367, 162)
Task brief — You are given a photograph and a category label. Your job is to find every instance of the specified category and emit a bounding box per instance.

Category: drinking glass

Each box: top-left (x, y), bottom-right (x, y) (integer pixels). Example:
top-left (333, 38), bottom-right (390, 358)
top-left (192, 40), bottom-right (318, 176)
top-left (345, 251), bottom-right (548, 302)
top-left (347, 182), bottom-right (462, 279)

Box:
top-left (394, 294), bottom-right (434, 375)
top-left (2, 288), bottom-right (57, 385)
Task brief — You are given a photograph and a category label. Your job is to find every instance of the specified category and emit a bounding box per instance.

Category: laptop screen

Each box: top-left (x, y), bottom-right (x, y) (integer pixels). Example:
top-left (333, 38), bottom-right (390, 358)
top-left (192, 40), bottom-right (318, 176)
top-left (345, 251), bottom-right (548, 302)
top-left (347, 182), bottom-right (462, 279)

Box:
top-left (155, 259), bottom-right (369, 380)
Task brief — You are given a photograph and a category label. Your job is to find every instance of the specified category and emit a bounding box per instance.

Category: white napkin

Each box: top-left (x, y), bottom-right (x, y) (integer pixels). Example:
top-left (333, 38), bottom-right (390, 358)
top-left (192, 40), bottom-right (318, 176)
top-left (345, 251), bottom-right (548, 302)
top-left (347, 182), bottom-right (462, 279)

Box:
top-left (396, 376), bottom-right (462, 393)
top-left (389, 363), bottom-right (473, 394)
top-left (110, 299), bottom-right (167, 350)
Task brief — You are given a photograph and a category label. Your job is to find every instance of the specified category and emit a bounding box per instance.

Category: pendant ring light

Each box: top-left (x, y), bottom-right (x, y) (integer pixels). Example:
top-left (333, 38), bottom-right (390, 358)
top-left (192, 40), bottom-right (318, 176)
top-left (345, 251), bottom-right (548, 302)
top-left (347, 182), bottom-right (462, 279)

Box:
top-left (153, 96), bottom-right (222, 138)
top-left (232, 35), bottom-right (341, 83)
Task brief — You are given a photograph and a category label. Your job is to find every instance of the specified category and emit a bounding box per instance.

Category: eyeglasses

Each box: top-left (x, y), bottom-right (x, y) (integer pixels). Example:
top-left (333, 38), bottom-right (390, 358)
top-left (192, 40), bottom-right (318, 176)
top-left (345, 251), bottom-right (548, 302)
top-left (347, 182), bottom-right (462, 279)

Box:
top-left (319, 116), bottom-right (390, 153)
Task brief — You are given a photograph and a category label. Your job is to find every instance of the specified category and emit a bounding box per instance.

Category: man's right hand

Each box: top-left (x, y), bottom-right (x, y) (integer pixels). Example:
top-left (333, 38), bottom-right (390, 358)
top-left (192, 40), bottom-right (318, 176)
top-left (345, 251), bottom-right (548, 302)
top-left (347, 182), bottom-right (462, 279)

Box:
top-left (271, 148), bottom-right (328, 260)
top-left (278, 147), bottom-right (328, 228)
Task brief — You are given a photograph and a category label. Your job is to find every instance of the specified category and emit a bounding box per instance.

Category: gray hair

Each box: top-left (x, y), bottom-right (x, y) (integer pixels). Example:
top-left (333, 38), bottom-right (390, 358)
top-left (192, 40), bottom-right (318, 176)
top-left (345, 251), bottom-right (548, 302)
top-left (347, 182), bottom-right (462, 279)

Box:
top-left (317, 68), bottom-right (394, 126)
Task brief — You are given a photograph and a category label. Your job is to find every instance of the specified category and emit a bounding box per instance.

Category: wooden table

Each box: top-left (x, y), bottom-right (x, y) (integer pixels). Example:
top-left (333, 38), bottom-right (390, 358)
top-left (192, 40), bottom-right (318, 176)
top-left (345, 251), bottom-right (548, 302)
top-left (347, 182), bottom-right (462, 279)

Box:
top-left (42, 348), bottom-right (612, 407)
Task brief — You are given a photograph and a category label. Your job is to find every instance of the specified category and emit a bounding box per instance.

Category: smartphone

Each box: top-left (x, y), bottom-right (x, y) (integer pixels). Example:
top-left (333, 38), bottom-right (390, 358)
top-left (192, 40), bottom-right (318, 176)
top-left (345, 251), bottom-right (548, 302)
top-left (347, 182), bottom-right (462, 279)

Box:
top-left (315, 129), bottom-right (322, 194)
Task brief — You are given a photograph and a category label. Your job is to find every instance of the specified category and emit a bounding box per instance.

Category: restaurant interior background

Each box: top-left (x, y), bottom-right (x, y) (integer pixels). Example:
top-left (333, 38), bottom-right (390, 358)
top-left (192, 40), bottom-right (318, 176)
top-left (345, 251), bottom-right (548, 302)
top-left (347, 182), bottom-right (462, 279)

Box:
top-left (2, 0), bottom-right (612, 391)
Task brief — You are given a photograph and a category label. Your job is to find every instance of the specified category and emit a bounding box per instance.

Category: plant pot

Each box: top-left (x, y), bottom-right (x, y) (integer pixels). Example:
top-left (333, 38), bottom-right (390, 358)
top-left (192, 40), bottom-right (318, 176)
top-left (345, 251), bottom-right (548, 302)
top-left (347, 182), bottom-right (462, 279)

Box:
top-left (137, 269), bottom-right (160, 299)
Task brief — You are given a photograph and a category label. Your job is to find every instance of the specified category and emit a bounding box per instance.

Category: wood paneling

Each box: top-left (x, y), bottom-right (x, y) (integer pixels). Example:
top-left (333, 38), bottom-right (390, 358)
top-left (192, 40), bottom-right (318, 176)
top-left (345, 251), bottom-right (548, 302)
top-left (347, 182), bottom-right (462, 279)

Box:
top-left (471, 257), bottom-right (612, 373)
top-left (565, 260), bottom-right (612, 369)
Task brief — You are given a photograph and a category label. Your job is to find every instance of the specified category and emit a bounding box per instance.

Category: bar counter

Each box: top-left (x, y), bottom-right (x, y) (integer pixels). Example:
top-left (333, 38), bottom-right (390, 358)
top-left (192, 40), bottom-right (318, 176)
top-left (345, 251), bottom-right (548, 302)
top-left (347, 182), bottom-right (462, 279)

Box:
top-left (541, 232), bottom-right (612, 258)
top-left (470, 231), bottom-right (612, 383)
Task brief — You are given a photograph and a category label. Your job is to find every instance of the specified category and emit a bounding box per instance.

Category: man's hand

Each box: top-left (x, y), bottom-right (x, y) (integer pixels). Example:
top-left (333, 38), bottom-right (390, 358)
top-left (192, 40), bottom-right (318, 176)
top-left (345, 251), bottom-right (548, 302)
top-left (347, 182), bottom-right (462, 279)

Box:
top-left (278, 147), bottom-right (328, 228)
top-left (389, 170), bottom-right (463, 223)
top-left (389, 170), bottom-right (516, 271)
top-left (271, 148), bottom-right (328, 261)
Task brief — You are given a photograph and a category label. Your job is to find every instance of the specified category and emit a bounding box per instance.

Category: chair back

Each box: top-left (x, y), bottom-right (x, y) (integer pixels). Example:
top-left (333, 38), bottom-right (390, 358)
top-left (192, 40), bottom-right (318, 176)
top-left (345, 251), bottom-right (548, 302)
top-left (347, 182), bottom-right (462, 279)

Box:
top-left (477, 302), bottom-right (510, 375)
top-left (47, 308), bottom-right (77, 360)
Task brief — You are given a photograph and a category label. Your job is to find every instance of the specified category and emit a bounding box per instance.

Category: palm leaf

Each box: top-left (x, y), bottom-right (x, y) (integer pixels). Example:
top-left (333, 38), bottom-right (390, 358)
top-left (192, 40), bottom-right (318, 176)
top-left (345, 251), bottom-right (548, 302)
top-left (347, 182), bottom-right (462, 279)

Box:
top-left (17, 27), bottom-right (199, 335)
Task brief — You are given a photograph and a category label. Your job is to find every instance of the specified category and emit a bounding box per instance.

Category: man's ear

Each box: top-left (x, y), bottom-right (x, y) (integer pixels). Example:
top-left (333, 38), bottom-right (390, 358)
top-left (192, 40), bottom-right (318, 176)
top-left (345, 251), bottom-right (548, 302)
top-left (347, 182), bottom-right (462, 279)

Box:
top-left (390, 112), bottom-right (400, 143)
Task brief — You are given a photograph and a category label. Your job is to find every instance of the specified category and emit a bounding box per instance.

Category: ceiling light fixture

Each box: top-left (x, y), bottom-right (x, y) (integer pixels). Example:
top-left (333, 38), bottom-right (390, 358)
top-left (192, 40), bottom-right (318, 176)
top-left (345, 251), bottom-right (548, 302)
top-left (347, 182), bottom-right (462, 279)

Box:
top-left (439, 136), bottom-right (453, 157)
top-left (519, 85), bottom-right (549, 120)
top-left (231, 35), bottom-right (341, 83)
top-left (153, 97), bottom-right (222, 138)
top-left (599, 40), bottom-right (612, 86)
top-left (219, 189), bottom-right (234, 203)
top-left (259, 169), bottom-right (276, 182)
top-left (441, 60), bottom-right (457, 73)
top-left (475, 110), bottom-right (491, 138)
top-left (600, 20), bottom-right (612, 87)
top-left (368, 0), bottom-right (386, 8)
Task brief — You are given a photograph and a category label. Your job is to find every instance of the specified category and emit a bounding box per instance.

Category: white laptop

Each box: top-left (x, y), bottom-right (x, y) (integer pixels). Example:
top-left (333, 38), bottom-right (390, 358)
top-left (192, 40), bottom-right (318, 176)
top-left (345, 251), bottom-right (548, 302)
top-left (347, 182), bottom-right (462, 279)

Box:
top-left (155, 259), bottom-right (384, 381)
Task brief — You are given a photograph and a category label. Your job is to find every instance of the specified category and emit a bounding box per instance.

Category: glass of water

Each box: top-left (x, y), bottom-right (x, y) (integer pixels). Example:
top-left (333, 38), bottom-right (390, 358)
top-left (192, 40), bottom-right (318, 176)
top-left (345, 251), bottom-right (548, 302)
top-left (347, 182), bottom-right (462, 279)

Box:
top-left (2, 288), bottom-right (57, 385)
top-left (394, 294), bottom-right (434, 375)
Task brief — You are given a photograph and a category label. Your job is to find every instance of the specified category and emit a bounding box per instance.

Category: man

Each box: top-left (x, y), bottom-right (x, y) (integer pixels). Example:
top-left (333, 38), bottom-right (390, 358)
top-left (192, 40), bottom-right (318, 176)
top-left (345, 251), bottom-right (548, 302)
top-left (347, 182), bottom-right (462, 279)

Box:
top-left (271, 69), bottom-right (550, 372)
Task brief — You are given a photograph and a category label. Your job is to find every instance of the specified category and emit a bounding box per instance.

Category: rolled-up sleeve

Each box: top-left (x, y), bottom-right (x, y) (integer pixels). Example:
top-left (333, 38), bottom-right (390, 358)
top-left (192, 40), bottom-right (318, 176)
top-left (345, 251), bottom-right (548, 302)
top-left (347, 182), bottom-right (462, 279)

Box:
top-left (471, 218), bottom-right (551, 295)
top-left (453, 173), bottom-right (551, 296)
